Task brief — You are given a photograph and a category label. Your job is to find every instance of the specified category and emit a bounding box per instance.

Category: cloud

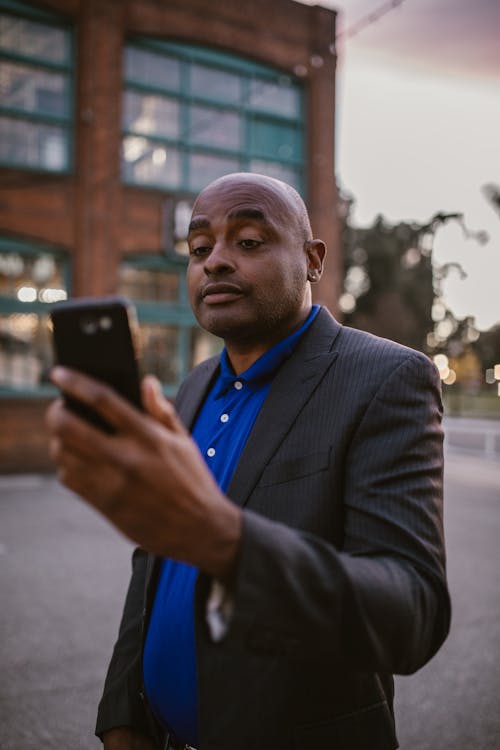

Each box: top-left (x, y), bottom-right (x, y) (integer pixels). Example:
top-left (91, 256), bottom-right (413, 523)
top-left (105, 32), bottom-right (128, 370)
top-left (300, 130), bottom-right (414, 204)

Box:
top-left (322, 0), bottom-right (500, 80)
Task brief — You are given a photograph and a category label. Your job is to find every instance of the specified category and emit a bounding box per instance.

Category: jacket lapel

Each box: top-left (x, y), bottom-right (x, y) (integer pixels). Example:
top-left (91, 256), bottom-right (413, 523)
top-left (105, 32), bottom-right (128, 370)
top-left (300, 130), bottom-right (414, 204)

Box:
top-left (176, 355), bottom-right (220, 429)
top-left (226, 308), bottom-right (341, 508)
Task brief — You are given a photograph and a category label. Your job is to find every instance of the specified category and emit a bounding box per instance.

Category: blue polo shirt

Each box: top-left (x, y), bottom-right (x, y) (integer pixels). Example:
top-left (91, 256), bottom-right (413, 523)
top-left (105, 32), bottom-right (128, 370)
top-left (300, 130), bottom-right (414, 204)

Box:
top-left (142, 305), bottom-right (320, 746)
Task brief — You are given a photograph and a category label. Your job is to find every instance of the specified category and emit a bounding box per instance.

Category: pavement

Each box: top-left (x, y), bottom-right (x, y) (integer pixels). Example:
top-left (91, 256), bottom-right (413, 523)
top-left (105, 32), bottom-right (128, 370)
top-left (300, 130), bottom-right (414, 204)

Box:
top-left (0, 442), bottom-right (499, 749)
top-left (0, 477), bottom-right (132, 750)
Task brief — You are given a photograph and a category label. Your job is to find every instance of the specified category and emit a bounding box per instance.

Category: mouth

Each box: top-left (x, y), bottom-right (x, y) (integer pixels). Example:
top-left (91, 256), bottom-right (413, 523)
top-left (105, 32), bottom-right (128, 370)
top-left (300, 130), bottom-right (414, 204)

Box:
top-left (201, 283), bottom-right (245, 305)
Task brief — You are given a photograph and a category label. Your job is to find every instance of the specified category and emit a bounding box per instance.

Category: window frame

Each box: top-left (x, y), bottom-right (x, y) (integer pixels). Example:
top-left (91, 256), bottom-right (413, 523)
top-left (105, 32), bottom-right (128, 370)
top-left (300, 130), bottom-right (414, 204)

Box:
top-left (0, 234), bottom-right (70, 397)
top-left (119, 253), bottom-right (202, 397)
top-left (122, 38), bottom-right (306, 194)
top-left (0, 0), bottom-right (75, 173)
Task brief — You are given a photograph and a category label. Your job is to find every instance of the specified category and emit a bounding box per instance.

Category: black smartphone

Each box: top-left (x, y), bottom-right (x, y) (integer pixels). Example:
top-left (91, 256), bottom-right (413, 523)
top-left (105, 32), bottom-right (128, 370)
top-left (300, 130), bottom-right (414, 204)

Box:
top-left (51, 296), bottom-right (143, 432)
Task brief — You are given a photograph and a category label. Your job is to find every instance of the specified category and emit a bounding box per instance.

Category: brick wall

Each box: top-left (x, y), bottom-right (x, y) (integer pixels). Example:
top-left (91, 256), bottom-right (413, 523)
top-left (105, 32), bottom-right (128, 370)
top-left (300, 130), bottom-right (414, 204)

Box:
top-left (0, 0), bottom-right (338, 472)
top-left (0, 399), bottom-right (52, 473)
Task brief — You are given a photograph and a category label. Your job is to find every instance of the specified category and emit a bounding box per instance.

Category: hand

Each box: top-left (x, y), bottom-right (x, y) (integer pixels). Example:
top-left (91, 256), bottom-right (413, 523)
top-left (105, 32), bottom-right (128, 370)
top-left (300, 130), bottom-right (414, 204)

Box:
top-left (46, 368), bottom-right (241, 580)
top-left (103, 727), bottom-right (156, 750)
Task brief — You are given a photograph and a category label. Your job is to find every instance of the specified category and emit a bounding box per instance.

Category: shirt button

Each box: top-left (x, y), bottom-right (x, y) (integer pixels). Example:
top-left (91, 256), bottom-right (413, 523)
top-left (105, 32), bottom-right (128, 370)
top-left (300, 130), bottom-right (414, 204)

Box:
top-left (220, 413), bottom-right (229, 423)
top-left (207, 447), bottom-right (216, 457)
top-left (234, 380), bottom-right (243, 390)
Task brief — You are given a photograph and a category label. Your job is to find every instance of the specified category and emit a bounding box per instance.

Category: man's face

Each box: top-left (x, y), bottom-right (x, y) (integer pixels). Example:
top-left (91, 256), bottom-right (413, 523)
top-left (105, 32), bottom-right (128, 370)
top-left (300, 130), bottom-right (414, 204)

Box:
top-left (187, 175), bottom-right (311, 347)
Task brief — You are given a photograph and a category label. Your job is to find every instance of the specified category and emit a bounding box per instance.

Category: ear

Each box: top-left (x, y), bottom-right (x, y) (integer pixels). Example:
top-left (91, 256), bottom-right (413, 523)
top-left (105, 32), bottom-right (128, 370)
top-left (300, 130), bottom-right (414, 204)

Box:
top-left (305, 239), bottom-right (327, 283)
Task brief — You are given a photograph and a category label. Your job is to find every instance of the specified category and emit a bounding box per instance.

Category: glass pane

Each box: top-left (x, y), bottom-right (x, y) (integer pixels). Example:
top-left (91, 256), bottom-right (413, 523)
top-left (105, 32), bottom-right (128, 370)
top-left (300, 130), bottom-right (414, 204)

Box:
top-left (188, 152), bottom-right (239, 192)
top-left (122, 136), bottom-right (181, 188)
top-left (0, 250), bottom-right (67, 301)
top-left (118, 265), bottom-right (179, 303)
top-left (190, 64), bottom-right (241, 104)
top-left (0, 14), bottom-right (69, 65)
top-left (174, 199), bottom-right (194, 241)
top-left (189, 105), bottom-right (240, 149)
top-left (249, 160), bottom-right (300, 190)
top-left (125, 47), bottom-right (180, 91)
top-left (171, 199), bottom-right (194, 256)
top-left (249, 77), bottom-right (300, 117)
top-left (123, 90), bottom-right (179, 139)
top-left (0, 313), bottom-right (53, 389)
top-left (139, 322), bottom-right (179, 385)
top-left (0, 61), bottom-right (69, 118)
top-left (0, 116), bottom-right (67, 169)
top-left (249, 118), bottom-right (301, 160)
top-left (190, 327), bottom-right (222, 368)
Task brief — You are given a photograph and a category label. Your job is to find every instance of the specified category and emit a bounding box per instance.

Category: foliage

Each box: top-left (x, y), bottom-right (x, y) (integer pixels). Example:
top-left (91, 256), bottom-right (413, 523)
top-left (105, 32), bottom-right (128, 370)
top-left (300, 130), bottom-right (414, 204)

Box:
top-left (338, 187), bottom-right (499, 407)
top-left (339, 198), bottom-right (462, 352)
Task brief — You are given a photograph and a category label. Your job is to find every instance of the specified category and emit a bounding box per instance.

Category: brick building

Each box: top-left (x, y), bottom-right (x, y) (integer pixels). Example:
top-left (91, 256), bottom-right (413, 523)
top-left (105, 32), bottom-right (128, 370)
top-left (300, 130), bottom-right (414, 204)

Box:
top-left (0, 0), bottom-right (339, 472)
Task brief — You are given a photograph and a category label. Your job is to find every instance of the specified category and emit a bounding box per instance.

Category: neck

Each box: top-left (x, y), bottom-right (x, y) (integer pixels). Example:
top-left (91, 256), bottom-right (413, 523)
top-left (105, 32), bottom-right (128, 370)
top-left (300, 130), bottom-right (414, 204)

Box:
top-left (224, 305), bottom-right (312, 375)
top-left (224, 343), bottom-right (271, 375)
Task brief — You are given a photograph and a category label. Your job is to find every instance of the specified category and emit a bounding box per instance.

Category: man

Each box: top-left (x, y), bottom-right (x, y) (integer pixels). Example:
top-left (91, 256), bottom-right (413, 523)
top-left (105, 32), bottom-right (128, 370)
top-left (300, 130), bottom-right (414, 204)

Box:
top-left (47, 172), bottom-right (450, 750)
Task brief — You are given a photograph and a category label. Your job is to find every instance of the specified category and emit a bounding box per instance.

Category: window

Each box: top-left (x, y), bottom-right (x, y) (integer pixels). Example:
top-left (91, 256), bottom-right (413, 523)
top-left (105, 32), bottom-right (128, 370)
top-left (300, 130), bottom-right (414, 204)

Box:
top-left (0, 1), bottom-right (73, 172)
top-left (118, 255), bottom-right (221, 395)
top-left (122, 40), bottom-right (305, 194)
top-left (121, 42), bottom-right (305, 393)
top-left (0, 236), bottom-right (69, 393)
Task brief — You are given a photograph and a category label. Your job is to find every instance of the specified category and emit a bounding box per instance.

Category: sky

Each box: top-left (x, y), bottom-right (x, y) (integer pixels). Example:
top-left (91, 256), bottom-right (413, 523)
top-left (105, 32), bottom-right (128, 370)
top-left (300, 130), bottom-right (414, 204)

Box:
top-left (299, 0), bottom-right (500, 331)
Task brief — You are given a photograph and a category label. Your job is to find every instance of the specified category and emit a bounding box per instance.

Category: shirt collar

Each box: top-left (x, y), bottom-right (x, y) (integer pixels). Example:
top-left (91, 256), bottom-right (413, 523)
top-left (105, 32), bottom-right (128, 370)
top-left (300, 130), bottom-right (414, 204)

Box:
top-left (214, 305), bottom-right (320, 398)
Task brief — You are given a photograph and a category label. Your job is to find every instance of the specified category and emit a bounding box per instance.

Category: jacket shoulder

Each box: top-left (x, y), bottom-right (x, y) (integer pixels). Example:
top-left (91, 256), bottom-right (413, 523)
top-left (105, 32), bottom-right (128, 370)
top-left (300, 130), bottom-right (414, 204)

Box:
top-left (336, 324), bottom-right (436, 374)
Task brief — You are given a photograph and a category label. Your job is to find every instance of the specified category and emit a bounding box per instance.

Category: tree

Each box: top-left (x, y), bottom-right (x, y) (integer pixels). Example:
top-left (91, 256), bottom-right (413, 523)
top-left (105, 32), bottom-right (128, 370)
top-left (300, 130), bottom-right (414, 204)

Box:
top-left (338, 187), bottom-right (499, 404)
top-left (339, 194), bottom-right (479, 354)
top-left (483, 183), bottom-right (500, 218)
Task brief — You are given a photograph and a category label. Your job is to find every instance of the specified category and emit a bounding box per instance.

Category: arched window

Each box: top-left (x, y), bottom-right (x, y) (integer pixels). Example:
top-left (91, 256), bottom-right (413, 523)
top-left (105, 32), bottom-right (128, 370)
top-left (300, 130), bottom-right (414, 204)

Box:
top-left (120, 40), bottom-right (305, 393)
top-left (122, 40), bottom-right (305, 194)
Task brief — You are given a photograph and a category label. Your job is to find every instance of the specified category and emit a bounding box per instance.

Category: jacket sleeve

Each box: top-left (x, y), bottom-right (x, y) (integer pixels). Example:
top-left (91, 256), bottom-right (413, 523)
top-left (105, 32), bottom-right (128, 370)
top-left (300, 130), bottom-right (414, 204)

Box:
top-left (95, 547), bottom-right (157, 741)
top-left (215, 351), bottom-right (450, 675)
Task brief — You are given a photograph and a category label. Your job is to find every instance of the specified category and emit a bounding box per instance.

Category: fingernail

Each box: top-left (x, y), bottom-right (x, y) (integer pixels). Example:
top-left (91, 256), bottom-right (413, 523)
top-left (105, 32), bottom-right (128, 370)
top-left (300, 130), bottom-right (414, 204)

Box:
top-left (151, 376), bottom-right (162, 392)
top-left (50, 366), bottom-right (67, 385)
top-left (145, 374), bottom-right (161, 392)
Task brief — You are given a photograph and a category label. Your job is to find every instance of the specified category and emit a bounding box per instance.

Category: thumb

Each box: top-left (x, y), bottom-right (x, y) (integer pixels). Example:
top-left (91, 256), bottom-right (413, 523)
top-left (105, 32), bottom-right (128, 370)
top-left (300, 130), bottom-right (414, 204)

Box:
top-left (141, 375), bottom-right (186, 434)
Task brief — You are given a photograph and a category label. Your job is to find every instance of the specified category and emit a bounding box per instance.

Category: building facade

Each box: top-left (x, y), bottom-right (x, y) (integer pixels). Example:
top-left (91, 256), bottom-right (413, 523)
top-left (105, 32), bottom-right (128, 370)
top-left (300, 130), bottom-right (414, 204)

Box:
top-left (0, 0), bottom-right (339, 471)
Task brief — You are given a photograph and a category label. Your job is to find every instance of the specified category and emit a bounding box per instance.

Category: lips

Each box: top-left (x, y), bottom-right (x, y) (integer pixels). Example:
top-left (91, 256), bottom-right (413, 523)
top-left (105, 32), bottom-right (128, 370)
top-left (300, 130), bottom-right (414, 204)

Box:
top-left (201, 283), bottom-right (245, 304)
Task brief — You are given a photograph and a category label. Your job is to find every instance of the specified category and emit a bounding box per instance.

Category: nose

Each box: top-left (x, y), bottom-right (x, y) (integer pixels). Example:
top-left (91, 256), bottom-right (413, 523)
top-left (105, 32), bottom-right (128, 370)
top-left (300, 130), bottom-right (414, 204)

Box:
top-left (204, 240), bottom-right (235, 276)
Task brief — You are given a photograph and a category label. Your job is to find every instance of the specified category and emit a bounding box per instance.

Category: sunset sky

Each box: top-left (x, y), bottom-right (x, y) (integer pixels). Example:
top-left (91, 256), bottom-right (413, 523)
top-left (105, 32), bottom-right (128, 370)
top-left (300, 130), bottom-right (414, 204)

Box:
top-left (300, 0), bottom-right (500, 330)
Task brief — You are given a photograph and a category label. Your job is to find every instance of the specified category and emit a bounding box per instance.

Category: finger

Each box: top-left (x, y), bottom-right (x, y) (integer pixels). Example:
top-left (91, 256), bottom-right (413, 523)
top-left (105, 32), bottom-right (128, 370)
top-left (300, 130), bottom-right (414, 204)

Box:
top-left (46, 396), bottom-right (65, 432)
top-left (54, 447), bottom-right (124, 516)
top-left (46, 392), bottom-right (122, 462)
top-left (141, 375), bottom-right (186, 435)
top-left (49, 435), bottom-right (63, 464)
top-left (48, 432), bottom-right (92, 477)
top-left (48, 434), bottom-right (88, 493)
top-left (46, 397), bottom-right (80, 446)
top-left (54, 449), bottom-right (88, 495)
top-left (48, 430), bottom-right (125, 509)
top-left (50, 367), bottom-right (146, 435)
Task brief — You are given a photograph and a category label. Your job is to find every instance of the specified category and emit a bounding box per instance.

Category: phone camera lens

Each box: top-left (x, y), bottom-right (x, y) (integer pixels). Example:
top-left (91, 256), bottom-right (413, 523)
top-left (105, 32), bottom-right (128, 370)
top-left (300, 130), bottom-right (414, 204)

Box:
top-left (100, 316), bottom-right (112, 331)
top-left (81, 317), bottom-right (98, 335)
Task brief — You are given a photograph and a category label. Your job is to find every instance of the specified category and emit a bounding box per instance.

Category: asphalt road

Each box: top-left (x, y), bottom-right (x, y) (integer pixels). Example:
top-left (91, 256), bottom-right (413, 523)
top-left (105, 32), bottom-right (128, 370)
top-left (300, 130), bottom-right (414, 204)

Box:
top-left (394, 450), bottom-right (500, 750)
top-left (1, 447), bottom-right (499, 749)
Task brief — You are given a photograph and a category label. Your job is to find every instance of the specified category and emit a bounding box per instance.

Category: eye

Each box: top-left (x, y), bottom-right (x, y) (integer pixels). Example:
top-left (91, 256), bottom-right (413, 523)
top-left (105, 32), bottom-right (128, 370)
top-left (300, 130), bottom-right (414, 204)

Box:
top-left (238, 239), bottom-right (263, 250)
top-left (189, 244), bottom-right (211, 257)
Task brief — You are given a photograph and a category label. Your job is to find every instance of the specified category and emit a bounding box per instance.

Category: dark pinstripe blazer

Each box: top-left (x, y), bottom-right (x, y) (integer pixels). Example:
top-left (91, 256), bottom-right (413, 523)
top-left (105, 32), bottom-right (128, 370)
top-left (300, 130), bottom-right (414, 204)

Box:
top-left (96, 307), bottom-right (450, 750)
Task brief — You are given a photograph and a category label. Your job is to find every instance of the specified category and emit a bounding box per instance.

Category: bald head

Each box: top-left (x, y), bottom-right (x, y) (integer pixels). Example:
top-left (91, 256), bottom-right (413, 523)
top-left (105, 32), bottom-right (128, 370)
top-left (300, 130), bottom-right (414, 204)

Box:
top-left (193, 172), bottom-right (313, 244)
top-left (186, 170), bottom-right (326, 354)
